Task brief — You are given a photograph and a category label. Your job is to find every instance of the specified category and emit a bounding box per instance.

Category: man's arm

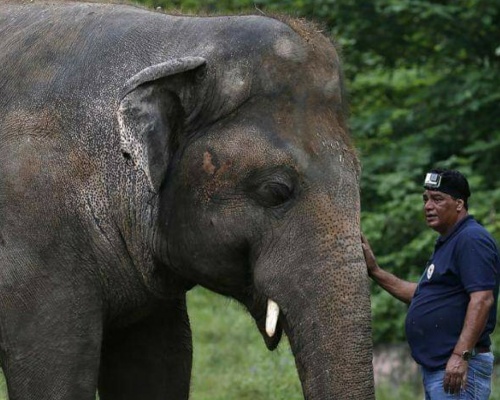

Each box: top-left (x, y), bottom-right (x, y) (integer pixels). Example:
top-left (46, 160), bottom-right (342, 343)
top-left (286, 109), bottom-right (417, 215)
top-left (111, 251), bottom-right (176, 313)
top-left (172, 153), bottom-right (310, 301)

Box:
top-left (361, 234), bottom-right (417, 304)
top-left (443, 290), bottom-right (494, 394)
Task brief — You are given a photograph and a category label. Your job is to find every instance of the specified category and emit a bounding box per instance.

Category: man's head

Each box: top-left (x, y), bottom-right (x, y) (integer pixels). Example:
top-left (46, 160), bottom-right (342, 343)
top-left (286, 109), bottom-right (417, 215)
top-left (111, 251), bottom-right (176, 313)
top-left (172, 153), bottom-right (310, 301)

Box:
top-left (422, 169), bottom-right (471, 235)
top-left (423, 169), bottom-right (471, 209)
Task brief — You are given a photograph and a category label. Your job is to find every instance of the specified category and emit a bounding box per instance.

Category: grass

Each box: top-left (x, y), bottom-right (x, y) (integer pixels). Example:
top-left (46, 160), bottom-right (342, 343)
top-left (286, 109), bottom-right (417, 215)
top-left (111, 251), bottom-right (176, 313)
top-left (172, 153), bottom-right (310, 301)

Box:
top-left (187, 288), bottom-right (301, 400)
top-left (1, 287), bottom-right (500, 399)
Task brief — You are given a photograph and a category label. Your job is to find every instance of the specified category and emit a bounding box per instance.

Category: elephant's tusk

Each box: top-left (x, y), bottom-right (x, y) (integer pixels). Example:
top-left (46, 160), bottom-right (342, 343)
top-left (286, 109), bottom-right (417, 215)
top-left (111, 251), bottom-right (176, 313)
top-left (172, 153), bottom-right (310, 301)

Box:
top-left (265, 299), bottom-right (280, 337)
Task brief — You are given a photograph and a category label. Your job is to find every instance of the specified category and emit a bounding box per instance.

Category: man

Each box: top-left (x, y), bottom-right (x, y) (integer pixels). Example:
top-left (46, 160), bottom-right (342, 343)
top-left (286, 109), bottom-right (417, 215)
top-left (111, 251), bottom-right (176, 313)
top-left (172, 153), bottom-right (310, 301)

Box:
top-left (362, 169), bottom-right (500, 399)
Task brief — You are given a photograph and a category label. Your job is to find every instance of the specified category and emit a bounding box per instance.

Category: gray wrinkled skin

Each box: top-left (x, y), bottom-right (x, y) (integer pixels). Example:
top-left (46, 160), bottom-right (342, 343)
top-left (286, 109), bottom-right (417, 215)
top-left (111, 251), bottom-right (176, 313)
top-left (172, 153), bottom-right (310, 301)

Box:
top-left (0, 2), bottom-right (374, 399)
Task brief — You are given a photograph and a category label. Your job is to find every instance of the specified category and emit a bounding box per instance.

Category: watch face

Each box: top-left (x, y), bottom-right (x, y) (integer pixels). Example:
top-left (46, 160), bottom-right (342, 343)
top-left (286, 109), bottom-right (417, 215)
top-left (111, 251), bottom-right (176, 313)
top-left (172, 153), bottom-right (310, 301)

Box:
top-left (462, 350), bottom-right (472, 361)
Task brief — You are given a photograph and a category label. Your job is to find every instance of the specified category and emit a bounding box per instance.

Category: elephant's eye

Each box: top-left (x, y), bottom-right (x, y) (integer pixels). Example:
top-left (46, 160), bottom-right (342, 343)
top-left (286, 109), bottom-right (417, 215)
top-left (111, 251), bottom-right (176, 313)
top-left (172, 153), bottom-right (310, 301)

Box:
top-left (245, 168), bottom-right (297, 209)
top-left (256, 181), bottom-right (294, 207)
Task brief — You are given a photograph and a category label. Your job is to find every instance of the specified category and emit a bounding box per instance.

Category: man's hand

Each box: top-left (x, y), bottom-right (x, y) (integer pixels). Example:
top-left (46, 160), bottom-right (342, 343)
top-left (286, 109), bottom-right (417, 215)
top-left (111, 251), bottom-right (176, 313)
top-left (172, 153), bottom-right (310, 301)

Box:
top-left (443, 353), bottom-right (468, 394)
top-left (360, 233), bottom-right (417, 303)
top-left (361, 234), bottom-right (379, 276)
top-left (443, 290), bottom-right (493, 394)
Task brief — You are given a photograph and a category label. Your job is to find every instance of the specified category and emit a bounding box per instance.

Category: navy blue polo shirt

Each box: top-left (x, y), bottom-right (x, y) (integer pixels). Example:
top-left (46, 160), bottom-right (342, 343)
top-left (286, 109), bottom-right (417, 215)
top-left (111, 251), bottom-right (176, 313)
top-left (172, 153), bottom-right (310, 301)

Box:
top-left (405, 216), bottom-right (500, 370)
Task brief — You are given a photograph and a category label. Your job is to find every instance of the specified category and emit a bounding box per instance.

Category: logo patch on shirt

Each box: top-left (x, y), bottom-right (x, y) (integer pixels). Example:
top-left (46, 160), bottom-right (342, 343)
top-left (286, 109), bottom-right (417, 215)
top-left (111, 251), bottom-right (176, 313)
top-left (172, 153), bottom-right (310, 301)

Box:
top-left (427, 263), bottom-right (435, 280)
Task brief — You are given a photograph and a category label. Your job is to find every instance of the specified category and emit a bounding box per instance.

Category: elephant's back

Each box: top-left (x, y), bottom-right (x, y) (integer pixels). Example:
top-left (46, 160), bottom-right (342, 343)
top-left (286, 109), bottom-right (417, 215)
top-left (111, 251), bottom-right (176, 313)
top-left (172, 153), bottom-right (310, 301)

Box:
top-left (0, 2), bottom-right (305, 108)
top-left (0, 3), bottom-right (136, 244)
top-left (0, 2), bottom-right (170, 114)
top-left (0, 3), bottom-right (161, 201)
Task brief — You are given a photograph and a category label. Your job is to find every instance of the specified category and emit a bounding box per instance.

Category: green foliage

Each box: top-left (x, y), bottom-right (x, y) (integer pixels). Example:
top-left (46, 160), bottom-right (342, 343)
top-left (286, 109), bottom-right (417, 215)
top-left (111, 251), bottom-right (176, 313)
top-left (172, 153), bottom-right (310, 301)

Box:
top-left (0, 374), bottom-right (5, 399)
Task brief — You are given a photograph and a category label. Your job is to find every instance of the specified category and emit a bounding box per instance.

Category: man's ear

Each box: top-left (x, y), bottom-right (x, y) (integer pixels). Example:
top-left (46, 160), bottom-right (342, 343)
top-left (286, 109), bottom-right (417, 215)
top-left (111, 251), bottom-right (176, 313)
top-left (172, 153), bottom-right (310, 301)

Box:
top-left (117, 57), bottom-right (207, 192)
top-left (456, 198), bottom-right (465, 211)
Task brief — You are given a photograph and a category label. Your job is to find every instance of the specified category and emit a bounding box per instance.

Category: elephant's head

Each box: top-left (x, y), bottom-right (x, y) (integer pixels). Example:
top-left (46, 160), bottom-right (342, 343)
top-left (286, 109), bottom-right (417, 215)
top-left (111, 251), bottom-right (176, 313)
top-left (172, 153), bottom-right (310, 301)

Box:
top-left (118, 16), bottom-right (374, 400)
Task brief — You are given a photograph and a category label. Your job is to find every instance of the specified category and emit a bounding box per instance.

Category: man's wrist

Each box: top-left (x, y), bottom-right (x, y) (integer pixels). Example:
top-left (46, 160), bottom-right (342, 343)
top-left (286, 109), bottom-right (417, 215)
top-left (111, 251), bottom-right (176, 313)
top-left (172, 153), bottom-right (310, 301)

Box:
top-left (453, 349), bottom-right (472, 361)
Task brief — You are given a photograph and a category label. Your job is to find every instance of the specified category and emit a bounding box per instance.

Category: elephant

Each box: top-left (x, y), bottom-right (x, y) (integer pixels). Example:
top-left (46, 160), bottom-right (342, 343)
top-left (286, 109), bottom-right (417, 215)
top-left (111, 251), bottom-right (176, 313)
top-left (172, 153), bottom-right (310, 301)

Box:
top-left (0, 2), bottom-right (374, 399)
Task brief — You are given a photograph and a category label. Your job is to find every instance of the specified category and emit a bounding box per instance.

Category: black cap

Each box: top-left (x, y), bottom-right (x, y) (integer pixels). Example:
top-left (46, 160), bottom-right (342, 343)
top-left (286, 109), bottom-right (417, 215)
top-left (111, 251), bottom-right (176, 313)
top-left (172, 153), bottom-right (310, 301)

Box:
top-left (423, 169), bottom-right (471, 200)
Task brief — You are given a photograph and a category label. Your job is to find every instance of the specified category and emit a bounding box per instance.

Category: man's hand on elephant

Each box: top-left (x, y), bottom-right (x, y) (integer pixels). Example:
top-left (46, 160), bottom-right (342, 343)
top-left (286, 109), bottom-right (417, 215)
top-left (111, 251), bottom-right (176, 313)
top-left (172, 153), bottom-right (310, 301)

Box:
top-left (443, 354), bottom-right (468, 394)
top-left (361, 234), bottom-right (379, 276)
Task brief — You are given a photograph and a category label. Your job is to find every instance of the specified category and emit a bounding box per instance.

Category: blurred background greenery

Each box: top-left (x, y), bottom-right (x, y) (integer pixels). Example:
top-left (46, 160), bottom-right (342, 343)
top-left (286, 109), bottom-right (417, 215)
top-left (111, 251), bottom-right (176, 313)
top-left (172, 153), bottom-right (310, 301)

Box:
top-left (1, 0), bottom-right (499, 398)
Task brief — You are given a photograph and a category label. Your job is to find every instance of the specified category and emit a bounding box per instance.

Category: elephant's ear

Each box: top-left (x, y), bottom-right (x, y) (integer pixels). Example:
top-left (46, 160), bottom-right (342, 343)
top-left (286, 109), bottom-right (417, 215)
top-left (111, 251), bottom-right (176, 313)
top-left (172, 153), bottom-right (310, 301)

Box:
top-left (117, 57), bottom-right (207, 192)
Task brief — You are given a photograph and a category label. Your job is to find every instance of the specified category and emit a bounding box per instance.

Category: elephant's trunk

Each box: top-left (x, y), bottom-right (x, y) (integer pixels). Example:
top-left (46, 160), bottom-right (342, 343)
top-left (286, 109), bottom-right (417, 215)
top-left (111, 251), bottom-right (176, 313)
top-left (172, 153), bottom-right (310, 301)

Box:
top-left (283, 258), bottom-right (374, 399)
top-left (253, 204), bottom-right (375, 398)
top-left (261, 256), bottom-right (374, 399)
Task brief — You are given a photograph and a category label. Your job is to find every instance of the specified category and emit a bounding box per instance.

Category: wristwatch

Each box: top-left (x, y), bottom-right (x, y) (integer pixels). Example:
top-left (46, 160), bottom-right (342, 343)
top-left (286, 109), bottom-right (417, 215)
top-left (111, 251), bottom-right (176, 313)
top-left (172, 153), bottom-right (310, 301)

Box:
top-left (457, 350), bottom-right (472, 361)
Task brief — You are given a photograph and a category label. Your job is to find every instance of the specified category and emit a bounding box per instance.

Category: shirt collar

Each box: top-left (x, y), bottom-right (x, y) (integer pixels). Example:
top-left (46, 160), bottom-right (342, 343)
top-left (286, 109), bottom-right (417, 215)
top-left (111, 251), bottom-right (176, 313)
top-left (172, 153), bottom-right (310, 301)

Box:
top-left (436, 215), bottom-right (473, 246)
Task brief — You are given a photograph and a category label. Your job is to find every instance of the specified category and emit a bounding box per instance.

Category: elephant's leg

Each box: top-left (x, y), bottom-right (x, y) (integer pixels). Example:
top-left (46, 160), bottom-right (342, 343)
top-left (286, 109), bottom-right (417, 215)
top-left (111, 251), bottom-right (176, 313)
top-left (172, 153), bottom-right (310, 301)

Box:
top-left (98, 296), bottom-right (192, 400)
top-left (0, 274), bottom-right (103, 400)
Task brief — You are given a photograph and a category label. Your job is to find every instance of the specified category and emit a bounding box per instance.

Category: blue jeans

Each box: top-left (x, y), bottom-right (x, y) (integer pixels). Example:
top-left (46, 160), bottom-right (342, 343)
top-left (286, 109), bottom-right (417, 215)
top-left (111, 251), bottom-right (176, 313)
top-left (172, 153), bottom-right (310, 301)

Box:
top-left (421, 352), bottom-right (494, 399)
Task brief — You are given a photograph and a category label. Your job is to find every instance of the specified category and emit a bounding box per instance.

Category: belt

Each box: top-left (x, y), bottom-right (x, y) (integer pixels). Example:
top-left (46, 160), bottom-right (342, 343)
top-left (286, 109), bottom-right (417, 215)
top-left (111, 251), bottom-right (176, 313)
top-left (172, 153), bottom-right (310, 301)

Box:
top-left (474, 346), bottom-right (490, 354)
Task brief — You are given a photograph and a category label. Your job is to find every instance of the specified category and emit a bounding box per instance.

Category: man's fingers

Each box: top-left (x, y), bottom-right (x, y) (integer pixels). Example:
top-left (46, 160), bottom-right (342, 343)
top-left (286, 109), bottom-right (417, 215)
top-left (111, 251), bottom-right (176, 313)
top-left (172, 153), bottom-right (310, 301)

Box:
top-left (444, 373), bottom-right (464, 394)
top-left (462, 371), bottom-right (468, 389)
top-left (443, 372), bottom-right (452, 392)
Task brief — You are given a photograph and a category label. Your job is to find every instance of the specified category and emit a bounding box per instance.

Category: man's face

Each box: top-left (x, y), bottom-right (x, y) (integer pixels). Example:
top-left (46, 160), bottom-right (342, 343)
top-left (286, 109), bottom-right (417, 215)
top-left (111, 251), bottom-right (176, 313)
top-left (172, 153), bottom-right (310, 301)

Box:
top-left (422, 190), bottom-right (464, 235)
